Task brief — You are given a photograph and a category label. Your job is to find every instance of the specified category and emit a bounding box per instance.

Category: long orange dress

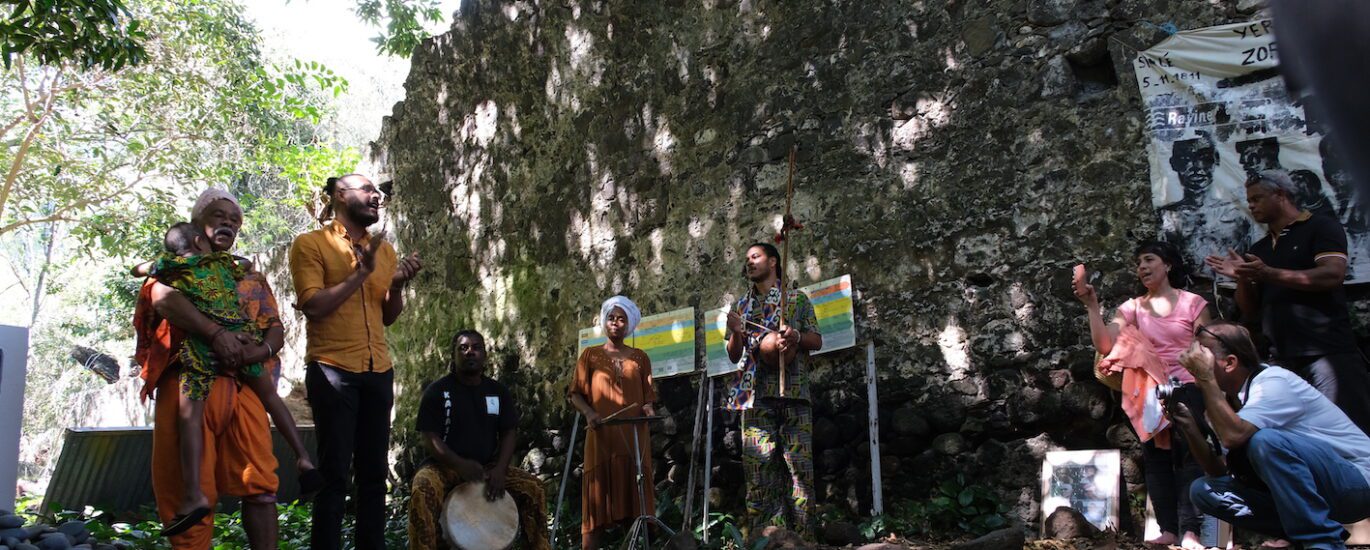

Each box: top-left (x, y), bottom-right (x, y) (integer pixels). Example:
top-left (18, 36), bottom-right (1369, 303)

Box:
top-left (570, 345), bottom-right (658, 535)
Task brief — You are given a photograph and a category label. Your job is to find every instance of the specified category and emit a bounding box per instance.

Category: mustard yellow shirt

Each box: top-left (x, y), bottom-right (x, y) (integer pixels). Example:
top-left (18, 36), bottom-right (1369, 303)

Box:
top-left (289, 222), bottom-right (398, 373)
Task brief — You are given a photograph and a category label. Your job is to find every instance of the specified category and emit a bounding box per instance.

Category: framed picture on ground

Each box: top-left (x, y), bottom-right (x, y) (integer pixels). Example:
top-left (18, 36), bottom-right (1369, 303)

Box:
top-left (1041, 449), bottom-right (1121, 535)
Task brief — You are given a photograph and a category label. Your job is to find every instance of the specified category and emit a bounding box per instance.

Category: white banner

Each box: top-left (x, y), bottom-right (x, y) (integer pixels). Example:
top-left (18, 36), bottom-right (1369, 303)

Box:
top-left (0, 325), bottom-right (29, 512)
top-left (1134, 20), bottom-right (1369, 282)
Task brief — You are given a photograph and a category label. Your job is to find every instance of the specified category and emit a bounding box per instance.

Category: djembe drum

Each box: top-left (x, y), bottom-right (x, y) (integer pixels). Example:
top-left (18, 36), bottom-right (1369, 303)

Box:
top-left (441, 480), bottom-right (519, 550)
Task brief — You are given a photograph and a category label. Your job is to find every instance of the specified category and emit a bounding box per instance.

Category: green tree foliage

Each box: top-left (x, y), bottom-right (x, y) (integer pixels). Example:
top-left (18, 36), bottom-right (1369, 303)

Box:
top-left (354, 0), bottom-right (446, 57)
top-left (3, 0), bottom-right (361, 485)
top-left (0, 0), bottom-right (148, 70)
top-left (0, 0), bottom-right (355, 261)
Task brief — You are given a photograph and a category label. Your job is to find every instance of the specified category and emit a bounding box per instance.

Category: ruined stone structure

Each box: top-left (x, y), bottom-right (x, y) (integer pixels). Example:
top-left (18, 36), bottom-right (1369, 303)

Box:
top-left (369, 0), bottom-right (1369, 531)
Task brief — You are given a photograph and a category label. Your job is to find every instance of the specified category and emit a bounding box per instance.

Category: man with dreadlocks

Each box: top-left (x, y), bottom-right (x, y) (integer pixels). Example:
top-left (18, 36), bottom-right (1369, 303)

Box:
top-left (724, 242), bottom-right (823, 539)
top-left (289, 174), bottom-right (422, 550)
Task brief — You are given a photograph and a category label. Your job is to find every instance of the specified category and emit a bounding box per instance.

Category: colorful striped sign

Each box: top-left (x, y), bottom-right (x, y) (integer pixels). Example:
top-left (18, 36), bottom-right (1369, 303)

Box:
top-left (802, 275), bottom-right (855, 355)
top-left (703, 307), bottom-right (736, 376)
top-left (577, 307), bottom-right (697, 378)
top-left (702, 275), bottom-right (856, 377)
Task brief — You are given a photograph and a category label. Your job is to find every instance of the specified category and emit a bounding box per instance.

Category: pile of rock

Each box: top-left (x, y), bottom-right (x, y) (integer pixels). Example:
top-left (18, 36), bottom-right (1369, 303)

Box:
top-left (0, 510), bottom-right (123, 550)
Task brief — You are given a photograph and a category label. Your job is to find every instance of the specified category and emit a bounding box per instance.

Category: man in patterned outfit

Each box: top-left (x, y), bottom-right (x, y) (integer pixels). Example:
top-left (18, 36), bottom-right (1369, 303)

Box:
top-left (725, 242), bottom-right (823, 539)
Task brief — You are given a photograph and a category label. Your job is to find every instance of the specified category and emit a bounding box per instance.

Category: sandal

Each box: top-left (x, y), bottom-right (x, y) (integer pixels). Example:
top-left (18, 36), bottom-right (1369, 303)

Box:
top-left (162, 506), bottom-right (210, 537)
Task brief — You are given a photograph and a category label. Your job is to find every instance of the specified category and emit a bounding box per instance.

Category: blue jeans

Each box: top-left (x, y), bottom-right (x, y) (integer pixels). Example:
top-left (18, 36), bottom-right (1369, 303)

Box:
top-left (1189, 429), bottom-right (1370, 550)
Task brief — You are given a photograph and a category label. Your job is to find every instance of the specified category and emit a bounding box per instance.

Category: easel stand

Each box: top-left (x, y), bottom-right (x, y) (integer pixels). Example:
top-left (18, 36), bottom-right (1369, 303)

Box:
top-left (701, 378), bottom-right (716, 544)
top-left (603, 415), bottom-right (674, 550)
top-left (551, 412), bottom-right (582, 550)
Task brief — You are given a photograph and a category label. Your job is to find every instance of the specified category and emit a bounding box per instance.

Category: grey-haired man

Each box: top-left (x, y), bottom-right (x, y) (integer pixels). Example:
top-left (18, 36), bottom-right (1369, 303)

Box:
top-left (1206, 169), bottom-right (1370, 436)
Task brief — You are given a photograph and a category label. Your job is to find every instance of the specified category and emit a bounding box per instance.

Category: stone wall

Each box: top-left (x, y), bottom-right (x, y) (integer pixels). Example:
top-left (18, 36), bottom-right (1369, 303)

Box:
top-left (370, 0), bottom-right (1368, 530)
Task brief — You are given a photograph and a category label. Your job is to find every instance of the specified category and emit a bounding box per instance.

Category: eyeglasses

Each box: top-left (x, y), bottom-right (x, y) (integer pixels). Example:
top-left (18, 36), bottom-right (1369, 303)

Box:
top-left (335, 185), bottom-right (380, 195)
top-left (1196, 325), bottom-right (1242, 358)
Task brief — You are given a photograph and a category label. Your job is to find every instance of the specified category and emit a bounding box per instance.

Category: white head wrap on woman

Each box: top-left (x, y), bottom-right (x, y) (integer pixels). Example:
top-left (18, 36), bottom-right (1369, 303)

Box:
top-left (600, 295), bottom-right (642, 336)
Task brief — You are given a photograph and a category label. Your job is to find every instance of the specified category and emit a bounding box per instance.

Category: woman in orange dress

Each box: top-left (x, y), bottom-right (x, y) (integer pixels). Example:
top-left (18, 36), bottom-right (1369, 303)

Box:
top-left (568, 295), bottom-right (658, 550)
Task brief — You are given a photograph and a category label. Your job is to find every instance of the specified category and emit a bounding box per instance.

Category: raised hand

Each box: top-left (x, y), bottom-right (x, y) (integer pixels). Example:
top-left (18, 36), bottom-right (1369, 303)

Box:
top-left (1179, 340), bottom-right (1218, 383)
top-left (393, 252), bottom-right (423, 286)
top-left (353, 233), bottom-right (385, 275)
top-left (1071, 264), bottom-right (1097, 306)
top-left (1204, 249), bottom-right (1244, 279)
top-left (1232, 253), bottom-right (1268, 281)
top-left (726, 311), bottom-right (745, 334)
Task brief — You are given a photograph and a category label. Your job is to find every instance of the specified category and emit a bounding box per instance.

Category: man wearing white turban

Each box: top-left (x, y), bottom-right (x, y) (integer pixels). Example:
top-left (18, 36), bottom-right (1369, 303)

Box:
top-left (135, 187), bottom-right (293, 549)
top-left (567, 296), bottom-right (658, 550)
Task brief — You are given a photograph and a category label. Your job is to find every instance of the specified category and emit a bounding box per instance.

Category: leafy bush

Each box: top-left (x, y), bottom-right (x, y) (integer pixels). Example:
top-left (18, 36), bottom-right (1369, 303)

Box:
top-left (16, 494), bottom-right (408, 550)
top-left (860, 474), bottom-right (1010, 540)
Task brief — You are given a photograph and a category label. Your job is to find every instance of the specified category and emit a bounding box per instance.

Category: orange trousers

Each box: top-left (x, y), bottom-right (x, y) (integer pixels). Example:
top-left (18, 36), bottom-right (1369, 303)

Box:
top-left (151, 372), bottom-right (279, 549)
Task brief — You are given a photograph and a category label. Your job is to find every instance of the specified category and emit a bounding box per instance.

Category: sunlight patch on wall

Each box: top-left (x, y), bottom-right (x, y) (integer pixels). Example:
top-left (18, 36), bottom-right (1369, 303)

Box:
top-left (850, 118), bottom-right (890, 167)
top-left (565, 25), bottom-right (604, 87)
top-left (703, 65), bottom-right (721, 108)
top-left (900, 161), bottom-right (920, 190)
top-left (460, 100), bottom-right (500, 147)
top-left (943, 47), bottom-right (960, 70)
top-left (938, 320), bottom-right (972, 381)
top-left (893, 96), bottom-right (953, 152)
top-left (1010, 281), bottom-right (1037, 324)
top-left (651, 118), bottom-right (676, 175)
top-left (671, 40), bottom-right (691, 84)
top-left (649, 228), bottom-right (665, 275)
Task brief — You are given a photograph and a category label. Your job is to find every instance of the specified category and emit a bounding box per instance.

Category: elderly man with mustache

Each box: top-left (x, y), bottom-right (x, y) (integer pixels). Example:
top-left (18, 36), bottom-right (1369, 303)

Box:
top-left (133, 188), bottom-right (290, 549)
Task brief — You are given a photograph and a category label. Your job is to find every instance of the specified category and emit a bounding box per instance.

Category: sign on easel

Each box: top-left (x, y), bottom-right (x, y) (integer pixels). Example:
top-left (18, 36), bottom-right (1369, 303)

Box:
top-left (702, 307), bottom-right (737, 377)
top-left (800, 275), bottom-right (855, 355)
top-left (577, 307), bottom-right (696, 378)
top-left (0, 325), bottom-right (30, 512)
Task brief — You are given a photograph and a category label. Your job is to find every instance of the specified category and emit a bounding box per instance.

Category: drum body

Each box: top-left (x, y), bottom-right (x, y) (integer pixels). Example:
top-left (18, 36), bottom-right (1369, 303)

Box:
top-left (442, 480), bottom-right (519, 550)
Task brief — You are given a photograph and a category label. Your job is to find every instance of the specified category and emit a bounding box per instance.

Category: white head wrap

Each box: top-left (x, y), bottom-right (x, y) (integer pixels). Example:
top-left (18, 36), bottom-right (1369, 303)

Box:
top-left (600, 295), bottom-right (642, 336)
top-left (192, 187), bottom-right (240, 222)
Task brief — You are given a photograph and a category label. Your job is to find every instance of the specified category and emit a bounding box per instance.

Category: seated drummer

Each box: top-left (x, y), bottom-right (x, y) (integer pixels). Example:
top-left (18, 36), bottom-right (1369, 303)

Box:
top-left (408, 329), bottom-right (550, 550)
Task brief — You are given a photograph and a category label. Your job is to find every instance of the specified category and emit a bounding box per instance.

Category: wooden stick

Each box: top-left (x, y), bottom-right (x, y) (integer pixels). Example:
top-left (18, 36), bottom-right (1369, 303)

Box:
top-left (602, 402), bottom-right (639, 422)
top-left (779, 146), bottom-right (796, 397)
top-left (744, 319), bottom-right (779, 334)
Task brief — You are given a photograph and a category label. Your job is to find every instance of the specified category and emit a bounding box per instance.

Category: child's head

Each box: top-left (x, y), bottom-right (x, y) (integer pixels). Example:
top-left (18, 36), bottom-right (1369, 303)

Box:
top-left (164, 222), bottom-right (209, 257)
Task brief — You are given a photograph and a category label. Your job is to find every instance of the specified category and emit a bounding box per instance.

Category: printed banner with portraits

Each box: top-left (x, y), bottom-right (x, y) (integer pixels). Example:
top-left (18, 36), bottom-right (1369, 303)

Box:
top-left (1134, 20), bottom-right (1369, 283)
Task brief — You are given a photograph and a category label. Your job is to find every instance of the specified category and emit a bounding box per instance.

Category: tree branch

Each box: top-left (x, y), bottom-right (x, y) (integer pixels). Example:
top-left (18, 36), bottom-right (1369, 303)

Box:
top-left (0, 102), bottom-right (56, 223)
top-left (16, 58), bottom-right (35, 122)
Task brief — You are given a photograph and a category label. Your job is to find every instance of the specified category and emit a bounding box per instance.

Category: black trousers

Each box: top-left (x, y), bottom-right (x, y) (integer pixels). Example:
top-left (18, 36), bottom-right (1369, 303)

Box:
top-left (1144, 383), bottom-right (1211, 537)
top-left (306, 362), bottom-right (395, 550)
top-left (1278, 352), bottom-right (1370, 437)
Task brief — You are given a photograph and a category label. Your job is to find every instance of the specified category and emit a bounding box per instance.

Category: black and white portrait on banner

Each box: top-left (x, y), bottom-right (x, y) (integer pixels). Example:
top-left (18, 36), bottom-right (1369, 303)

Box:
top-left (1134, 19), bottom-right (1370, 283)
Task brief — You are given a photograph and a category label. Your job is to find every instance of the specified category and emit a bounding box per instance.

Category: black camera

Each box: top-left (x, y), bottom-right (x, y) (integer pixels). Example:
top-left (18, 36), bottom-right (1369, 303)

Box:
top-left (1155, 376), bottom-right (1182, 412)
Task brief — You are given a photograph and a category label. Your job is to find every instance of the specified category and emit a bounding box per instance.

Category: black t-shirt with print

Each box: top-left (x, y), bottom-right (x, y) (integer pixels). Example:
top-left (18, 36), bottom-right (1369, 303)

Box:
top-left (1249, 213), bottom-right (1356, 358)
top-left (415, 373), bottom-right (519, 465)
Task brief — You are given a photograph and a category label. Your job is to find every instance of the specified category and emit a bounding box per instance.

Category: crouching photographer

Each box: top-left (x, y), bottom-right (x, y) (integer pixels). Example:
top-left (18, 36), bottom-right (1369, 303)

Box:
top-left (1169, 321), bottom-right (1370, 550)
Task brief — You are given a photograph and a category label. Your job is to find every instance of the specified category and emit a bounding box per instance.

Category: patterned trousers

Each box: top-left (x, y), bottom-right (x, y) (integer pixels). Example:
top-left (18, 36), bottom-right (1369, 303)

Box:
top-left (408, 463), bottom-right (550, 550)
top-left (741, 402), bottom-right (815, 539)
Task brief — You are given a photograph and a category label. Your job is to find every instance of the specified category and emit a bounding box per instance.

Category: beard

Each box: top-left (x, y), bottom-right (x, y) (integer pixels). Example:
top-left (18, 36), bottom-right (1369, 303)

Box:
top-left (345, 199), bottom-right (380, 226)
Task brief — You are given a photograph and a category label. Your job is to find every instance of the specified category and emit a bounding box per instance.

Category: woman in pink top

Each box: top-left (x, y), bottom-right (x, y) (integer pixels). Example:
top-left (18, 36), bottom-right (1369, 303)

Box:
top-left (1075, 241), bottom-right (1213, 550)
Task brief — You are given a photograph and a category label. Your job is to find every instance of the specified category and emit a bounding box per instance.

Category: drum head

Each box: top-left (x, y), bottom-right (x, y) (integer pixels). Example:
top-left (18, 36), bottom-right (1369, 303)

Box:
top-left (441, 480), bottom-right (519, 550)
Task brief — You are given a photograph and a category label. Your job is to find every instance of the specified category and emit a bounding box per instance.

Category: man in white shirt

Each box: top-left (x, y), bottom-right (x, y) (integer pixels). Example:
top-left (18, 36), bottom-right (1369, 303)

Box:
top-left (1169, 321), bottom-right (1370, 550)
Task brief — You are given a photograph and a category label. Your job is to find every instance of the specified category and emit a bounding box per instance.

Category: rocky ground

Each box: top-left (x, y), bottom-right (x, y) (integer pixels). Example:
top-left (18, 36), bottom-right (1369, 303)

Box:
top-left (0, 509), bottom-right (117, 550)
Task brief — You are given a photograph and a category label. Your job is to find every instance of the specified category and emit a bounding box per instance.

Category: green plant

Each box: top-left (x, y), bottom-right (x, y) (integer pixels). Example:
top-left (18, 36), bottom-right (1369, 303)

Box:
top-left (926, 474), bottom-right (1010, 535)
top-left (860, 475), bottom-right (1010, 540)
top-left (12, 497), bottom-right (408, 550)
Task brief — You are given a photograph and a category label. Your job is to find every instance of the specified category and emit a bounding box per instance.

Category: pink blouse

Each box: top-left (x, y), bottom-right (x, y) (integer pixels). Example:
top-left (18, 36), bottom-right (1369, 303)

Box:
top-left (1117, 290), bottom-right (1208, 382)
